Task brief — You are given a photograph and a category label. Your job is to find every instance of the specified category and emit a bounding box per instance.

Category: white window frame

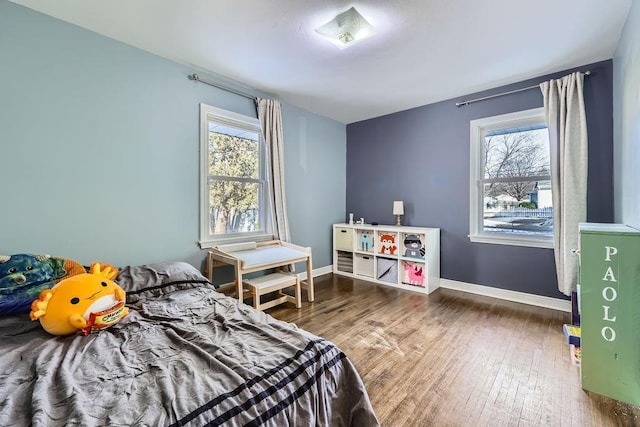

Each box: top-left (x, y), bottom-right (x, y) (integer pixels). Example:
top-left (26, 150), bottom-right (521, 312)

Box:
top-left (198, 103), bottom-right (273, 248)
top-left (469, 107), bottom-right (553, 249)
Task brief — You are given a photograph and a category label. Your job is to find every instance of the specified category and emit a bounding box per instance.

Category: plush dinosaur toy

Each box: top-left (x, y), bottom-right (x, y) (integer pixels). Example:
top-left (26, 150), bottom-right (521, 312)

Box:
top-left (30, 262), bottom-right (129, 336)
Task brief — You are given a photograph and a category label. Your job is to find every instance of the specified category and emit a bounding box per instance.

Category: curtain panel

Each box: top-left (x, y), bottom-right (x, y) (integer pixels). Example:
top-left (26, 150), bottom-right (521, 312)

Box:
top-left (256, 98), bottom-right (291, 243)
top-left (540, 72), bottom-right (588, 296)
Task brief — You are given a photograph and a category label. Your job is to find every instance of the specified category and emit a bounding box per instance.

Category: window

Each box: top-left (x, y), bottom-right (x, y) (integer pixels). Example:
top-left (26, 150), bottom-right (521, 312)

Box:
top-left (469, 107), bottom-right (553, 248)
top-left (199, 103), bottom-right (272, 248)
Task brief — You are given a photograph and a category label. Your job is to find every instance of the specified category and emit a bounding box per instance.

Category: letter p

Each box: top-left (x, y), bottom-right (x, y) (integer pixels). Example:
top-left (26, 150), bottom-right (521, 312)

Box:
top-left (605, 246), bottom-right (618, 262)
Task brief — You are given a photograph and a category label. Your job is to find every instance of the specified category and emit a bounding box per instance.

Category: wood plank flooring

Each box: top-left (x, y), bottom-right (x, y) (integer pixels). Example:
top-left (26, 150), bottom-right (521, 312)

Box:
top-left (268, 274), bottom-right (640, 426)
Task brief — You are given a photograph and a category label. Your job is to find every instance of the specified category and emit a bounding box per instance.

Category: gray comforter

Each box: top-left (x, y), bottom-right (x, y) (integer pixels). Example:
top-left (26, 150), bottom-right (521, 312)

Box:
top-left (0, 262), bottom-right (378, 426)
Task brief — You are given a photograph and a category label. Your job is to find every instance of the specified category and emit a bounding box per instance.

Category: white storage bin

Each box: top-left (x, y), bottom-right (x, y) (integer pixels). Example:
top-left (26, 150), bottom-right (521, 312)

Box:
top-left (376, 257), bottom-right (397, 283)
top-left (356, 230), bottom-right (375, 252)
top-left (354, 254), bottom-right (375, 277)
top-left (334, 227), bottom-right (354, 251)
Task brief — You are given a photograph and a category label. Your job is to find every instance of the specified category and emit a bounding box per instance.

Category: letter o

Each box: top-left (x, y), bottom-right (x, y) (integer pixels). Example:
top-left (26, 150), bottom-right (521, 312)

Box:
top-left (601, 326), bottom-right (616, 342)
top-left (602, 286), bottom-right (617, 302)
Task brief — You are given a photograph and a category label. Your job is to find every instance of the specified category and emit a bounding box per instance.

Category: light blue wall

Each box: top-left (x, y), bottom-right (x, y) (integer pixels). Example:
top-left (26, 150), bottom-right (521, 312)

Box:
top-left (613, 1), bottom-right (640, 229)
top-left (0, 0), bottom-right (345, 271)
top-left (282, 104), bottom-right (348, 266)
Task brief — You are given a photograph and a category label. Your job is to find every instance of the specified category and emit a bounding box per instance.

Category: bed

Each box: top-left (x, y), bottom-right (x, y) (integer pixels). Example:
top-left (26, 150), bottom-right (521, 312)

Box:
top-left (0, 262), bottom-right (378, 426)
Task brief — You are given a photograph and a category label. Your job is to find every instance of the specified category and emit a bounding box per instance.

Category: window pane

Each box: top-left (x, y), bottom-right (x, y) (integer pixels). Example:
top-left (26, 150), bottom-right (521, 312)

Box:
top-left (484, 128), bottom-right (550, 179)
top-left (208, 126), bottom-right (259, 179)
top-left (208, 180), bottom-right (261, 235)
top-left (483, 181), bottom-right (553, 237)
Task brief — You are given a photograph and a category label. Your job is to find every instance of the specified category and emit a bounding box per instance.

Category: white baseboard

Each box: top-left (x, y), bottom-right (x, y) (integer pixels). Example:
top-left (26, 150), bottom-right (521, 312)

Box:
top-left (297, 265), bottom-right (332, 281)
top-left (439, 278), bottom-right (571, 312)
top-left (324, 264), bottom-right (570, 312)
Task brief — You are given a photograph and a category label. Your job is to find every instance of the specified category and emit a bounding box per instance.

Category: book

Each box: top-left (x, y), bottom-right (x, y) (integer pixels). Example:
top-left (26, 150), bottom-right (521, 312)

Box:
top-left (563, 324), bottom-right (581, 347)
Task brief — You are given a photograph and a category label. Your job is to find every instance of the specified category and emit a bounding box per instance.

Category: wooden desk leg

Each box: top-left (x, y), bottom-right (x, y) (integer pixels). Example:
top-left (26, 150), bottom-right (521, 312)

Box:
top-left (306, 254), bottom-right (314, 302)
top-left (207, 252), bottom-right (213, 282)
top-left (235, 263), bottom-right (243, 302)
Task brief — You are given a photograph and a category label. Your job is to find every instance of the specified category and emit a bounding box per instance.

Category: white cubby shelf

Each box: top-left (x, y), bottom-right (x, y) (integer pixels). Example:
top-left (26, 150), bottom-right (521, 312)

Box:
top-left (333, 223), bottom-right (440, 294)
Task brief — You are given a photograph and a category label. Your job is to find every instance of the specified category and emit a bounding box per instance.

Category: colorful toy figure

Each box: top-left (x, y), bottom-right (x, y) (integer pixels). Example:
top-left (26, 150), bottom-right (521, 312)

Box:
top-left (360, 231), bottom-right (374, 251)
top-left (379, 234), bottom-right (397, 255)
top-left (30, 262), bottom-right (129, 336)
top-left (404, 234), bottom-right (426, 258)
top-left (403, 263), bottom-right (424, 287)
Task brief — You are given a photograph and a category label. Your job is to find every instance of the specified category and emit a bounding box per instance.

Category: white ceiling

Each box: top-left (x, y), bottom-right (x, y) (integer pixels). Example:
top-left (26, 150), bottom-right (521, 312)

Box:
top-left (11, 0), bottom-right (632, 124)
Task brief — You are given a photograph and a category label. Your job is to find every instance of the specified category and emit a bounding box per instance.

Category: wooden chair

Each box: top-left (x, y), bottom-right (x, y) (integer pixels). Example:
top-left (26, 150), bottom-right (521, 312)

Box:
top-left (242, 272), bottom-right (301, 311)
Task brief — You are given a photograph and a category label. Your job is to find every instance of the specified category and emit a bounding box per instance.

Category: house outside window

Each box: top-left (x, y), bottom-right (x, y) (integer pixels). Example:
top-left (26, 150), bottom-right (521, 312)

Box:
top-left (469, 107), bottom-right (553, 248)
top-left (199, 103), bottom-right (272, 248)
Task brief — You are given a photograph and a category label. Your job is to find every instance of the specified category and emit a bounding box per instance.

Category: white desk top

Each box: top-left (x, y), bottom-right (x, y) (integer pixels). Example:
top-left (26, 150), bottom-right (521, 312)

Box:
top-left (232, 245), bottom-right (308, 268)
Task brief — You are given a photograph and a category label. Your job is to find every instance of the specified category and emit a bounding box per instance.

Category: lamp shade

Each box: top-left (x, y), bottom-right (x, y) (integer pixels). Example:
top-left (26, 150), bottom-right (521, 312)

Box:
top-left (393, 201), bottom-right (404, 215)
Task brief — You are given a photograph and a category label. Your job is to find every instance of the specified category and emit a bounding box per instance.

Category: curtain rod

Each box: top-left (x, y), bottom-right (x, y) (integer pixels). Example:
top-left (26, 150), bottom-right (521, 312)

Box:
top-left (188, 73), bottom-right (255, 100)
top-left (455, 70), bottom-right (591, 107)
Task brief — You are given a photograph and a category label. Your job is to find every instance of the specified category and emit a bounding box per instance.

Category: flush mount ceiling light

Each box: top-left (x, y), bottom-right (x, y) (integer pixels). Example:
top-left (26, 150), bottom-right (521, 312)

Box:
top-left (315, 7), bottom-right (376, 49)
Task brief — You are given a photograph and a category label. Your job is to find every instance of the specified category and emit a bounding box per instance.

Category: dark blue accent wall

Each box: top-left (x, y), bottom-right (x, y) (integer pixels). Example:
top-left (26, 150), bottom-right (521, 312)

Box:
top-left (346, 60), bottom-right (613, 299)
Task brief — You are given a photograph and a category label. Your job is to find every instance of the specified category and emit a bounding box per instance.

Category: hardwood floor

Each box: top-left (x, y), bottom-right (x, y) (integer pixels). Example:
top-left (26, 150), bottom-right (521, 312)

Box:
top-left (268, 274), bottom-right (640, 427)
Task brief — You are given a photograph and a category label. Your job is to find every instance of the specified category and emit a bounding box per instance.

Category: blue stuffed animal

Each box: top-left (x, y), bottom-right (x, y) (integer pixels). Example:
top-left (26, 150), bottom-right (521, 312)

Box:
top-left (0, 254), bottom-right (66, 316)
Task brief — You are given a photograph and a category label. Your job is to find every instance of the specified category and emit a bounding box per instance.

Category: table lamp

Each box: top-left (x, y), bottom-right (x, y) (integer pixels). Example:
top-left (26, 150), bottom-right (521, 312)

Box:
top-left (393, 201), bottom-right (404, 226)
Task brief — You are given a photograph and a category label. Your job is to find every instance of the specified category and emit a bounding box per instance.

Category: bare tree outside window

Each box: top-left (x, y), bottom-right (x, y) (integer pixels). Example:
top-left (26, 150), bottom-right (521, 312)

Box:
top-left (469, 108), bottom-right (553, 247)
top-left (484, 129), bottom-right (550, 200)
top-left (482, 127), bottom-right (553, 236)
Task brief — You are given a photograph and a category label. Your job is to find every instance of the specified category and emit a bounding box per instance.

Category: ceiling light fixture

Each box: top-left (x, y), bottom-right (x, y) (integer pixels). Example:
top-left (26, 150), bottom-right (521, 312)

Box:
top-left (315, 7), bottom-right (376, 49)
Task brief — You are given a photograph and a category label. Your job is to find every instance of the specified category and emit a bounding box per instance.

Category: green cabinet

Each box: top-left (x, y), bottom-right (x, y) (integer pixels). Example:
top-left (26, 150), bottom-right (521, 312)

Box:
top-left (579, 223), bottom-right (640, 406)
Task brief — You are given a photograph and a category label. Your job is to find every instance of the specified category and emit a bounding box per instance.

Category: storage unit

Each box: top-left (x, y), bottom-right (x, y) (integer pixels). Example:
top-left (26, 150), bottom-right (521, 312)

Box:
top-left (579, 222), bottom-right (640, 406)
top-left (332, 223), bottom-right (440, 294)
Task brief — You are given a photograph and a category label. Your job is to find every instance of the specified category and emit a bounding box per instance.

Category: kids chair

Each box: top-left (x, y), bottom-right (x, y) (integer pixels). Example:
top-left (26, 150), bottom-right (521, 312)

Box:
top-left (242, 271), bottom-right (302, 311)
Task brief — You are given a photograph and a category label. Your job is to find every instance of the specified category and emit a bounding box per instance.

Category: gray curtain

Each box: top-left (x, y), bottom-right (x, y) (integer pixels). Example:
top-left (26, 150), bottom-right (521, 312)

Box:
top-left (540, 72), bottom-right (588, 296)
top-left (256, 98), bottom-right (290, 243)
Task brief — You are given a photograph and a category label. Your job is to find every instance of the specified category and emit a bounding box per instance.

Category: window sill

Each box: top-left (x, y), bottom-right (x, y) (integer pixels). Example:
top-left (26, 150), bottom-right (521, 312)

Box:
top-left (469, 234), bottom-right (554, 249)
top-left (199, 233), bottom-right (274, 249)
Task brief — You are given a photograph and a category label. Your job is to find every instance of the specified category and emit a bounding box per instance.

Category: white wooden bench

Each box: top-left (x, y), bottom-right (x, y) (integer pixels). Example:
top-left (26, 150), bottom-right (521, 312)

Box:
top-left (242, 272), bottom-right (301, 311)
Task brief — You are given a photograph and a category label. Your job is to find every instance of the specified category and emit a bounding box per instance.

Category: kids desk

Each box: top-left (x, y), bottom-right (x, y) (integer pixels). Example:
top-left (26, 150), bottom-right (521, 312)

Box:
top-left (207, 240), bottom-right (314, 303)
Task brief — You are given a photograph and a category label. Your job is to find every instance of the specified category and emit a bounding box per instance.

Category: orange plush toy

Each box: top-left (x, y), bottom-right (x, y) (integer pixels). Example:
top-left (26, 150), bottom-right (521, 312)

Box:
top-left (30, 262), bottom-right (129, 336)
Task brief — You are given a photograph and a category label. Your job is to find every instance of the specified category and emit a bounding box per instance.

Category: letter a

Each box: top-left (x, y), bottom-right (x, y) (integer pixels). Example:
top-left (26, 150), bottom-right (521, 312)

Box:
top-left (602, 266), bottom-right (617, 282)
